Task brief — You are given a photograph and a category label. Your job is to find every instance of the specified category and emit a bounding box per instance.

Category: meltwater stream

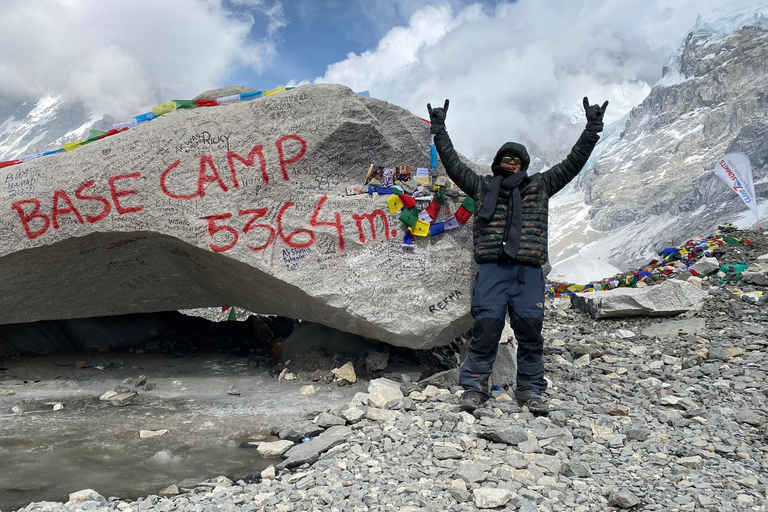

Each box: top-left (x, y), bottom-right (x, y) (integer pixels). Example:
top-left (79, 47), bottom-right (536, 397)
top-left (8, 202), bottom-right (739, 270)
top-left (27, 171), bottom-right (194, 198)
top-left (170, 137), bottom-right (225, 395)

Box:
top-left (0, 351), bottom-right (366, 511)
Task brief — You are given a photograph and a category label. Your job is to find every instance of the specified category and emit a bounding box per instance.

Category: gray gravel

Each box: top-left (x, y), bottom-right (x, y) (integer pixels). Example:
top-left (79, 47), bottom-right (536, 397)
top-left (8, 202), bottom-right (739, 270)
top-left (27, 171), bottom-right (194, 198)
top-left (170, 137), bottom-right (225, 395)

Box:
top-left (14, 229), bottom-right (768, 511)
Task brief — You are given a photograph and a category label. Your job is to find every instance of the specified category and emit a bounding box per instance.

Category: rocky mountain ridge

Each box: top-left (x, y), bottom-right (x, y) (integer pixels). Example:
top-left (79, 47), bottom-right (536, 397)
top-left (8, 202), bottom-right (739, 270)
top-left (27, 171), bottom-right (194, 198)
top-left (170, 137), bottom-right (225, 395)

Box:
top-left (550, 16), bottom-right (768, 271)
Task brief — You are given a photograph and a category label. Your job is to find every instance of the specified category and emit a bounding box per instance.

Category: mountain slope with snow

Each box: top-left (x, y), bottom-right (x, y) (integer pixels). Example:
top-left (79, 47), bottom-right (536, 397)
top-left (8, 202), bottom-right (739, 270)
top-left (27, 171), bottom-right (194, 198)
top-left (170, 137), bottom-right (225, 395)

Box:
top-left (0, 95), bottom-right (108, 162)
top-left (550, 8), bottom-right (768, 273)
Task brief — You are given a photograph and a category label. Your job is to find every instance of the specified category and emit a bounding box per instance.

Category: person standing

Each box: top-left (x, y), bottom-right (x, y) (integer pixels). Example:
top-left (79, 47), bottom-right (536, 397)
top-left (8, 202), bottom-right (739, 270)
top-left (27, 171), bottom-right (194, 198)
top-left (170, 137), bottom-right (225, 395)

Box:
top-left (427, 97), bottom-right (608, 415)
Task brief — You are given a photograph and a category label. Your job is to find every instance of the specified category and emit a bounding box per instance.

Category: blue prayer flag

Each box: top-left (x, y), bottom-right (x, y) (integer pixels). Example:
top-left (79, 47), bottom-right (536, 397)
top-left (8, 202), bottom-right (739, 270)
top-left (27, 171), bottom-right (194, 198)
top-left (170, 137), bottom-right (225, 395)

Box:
top-left (429, 222), bottom-right (445, 236)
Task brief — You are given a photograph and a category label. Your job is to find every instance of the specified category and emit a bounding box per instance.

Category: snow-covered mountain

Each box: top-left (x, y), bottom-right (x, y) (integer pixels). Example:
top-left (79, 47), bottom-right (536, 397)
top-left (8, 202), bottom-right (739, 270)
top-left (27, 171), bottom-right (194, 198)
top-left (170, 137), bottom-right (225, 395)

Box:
top-left (550, 7), bottom-right (768, 275)
top-left (0, 95), bottom-right (113, 162)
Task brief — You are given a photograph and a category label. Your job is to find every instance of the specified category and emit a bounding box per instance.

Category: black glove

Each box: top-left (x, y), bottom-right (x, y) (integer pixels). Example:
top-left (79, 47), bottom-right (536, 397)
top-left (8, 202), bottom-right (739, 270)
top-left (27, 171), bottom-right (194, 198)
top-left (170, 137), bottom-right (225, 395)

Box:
top-left (427, 99), bottom-right (449, 134)
top-left (583, 97), bottom-right (609, 132)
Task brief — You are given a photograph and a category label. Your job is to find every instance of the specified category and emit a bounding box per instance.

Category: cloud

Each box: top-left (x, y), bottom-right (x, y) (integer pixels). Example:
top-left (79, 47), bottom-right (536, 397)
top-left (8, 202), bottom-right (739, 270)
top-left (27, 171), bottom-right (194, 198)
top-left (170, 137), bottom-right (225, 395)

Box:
top-left (0, 0), bottom-right (285, 118)
top-left (316, 0), bottom-right (763, 162)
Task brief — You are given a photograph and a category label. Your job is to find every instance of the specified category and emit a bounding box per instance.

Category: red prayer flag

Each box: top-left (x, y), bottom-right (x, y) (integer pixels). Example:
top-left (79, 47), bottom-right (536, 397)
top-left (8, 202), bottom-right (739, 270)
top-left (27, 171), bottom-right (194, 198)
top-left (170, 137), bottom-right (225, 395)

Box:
top-left (196, 99), bottom-right (218, 107)
top-left (0, 160), bottom-right (21, 168)
top-left (399, 194), bottom-right (416, 210)
top-left (454, 205), bottom-right (471, 224)
top-left (425, 200), bottom-right (441, 219)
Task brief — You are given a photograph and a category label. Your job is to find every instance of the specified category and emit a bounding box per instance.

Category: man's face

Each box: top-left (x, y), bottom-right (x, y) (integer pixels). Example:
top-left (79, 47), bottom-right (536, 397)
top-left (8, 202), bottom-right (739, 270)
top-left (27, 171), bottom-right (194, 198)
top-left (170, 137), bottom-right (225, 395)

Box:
top-left (500, 154), bottom-right (522, 173)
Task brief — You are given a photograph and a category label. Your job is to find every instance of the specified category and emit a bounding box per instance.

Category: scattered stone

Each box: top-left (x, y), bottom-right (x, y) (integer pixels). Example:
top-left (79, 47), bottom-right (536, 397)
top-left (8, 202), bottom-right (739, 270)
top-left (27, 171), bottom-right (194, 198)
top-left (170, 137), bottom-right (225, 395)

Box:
top-left (158, 484), bottom-right (180, 496)
top-left (12, 405), bottom-right (23, 414)
top-left (260, 465), bottom-right (276, 480)
top-left (278, 426), bottom-right (352, 470)
top-left (331, 362), bottom-right (357, 384)
top-left (607, 489), bottom-right (640, 509)
top-left (573, 354), bottom-right (591, 367)
top-left (477, 426), bottom-right (528, 446)
top-left (366, 378), bottom-right (404, 408)
top-left (473, 488), bottom-right (515, 509)
top-left (366, 407), bottom-right (399, 423)
top-left (340, 406), bottom-right (365, 424)
top-left (68, 489), bottom-right (105, 503)
top-left (299, 385), bottom-right (316, 396)
top-left (108, 391), bottom-right (139, 406)
top-left (139, 429), bottom-right (169, 439)
top-left (314, 412), bottom-right (346, 427)
top-left (256, 440), bottom-right (294, 458)
top-left (433, 444), bottom-right (464, 460)
top-left (135, 375), bottom-right (147, 387)
top-left (365, 352), bottom-right (389, 372)
top-left (1, 390), bottom-right (15, 396)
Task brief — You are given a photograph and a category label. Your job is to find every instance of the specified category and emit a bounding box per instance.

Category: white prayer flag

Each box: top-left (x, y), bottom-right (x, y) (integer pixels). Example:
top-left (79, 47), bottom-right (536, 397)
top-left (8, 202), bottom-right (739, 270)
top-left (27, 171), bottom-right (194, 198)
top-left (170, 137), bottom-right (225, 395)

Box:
top-left (443, 216), bottom-right (460, 230)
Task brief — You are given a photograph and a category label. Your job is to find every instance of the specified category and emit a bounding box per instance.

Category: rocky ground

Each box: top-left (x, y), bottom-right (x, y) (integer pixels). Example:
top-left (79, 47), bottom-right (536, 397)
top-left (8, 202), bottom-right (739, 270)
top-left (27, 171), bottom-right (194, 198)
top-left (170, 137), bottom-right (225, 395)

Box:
top-left (8, 228), bottom-right (768, 512)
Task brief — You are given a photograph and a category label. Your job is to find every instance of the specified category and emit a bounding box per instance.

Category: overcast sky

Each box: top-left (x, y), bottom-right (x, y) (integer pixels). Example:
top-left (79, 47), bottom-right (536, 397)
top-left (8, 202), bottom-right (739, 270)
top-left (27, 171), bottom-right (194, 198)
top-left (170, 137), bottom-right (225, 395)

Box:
top-left (1, 0), bottom-right (764, 160)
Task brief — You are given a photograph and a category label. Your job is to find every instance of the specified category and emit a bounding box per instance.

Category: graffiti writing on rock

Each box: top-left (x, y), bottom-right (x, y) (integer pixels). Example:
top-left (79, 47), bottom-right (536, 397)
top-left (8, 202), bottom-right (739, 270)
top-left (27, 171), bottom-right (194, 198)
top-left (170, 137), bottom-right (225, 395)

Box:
top-left (429, 290), bottom-right (463, 314)
top-left (160, 135), bottom-right (306, 199)
top-left (175, 131), bottom-right (232, 154)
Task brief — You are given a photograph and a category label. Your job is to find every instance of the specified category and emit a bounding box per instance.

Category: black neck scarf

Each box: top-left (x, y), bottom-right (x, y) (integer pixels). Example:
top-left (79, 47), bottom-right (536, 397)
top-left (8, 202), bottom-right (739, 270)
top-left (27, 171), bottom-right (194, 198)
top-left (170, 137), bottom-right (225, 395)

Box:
top-left (476, 169), bottom-right (527, 259)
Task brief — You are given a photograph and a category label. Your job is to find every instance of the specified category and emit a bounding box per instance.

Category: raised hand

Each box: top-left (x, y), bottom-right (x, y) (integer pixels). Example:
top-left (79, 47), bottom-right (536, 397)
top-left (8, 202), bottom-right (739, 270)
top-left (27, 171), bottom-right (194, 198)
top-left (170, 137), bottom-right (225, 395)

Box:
top-left (426, 99), bottom-right (449, 134)
top-left (583, 97), bottom-right (609, 132)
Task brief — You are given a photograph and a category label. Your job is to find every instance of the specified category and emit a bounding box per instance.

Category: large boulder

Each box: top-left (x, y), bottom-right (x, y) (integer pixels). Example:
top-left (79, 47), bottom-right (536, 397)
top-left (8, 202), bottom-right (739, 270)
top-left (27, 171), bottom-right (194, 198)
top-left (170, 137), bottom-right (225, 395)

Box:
top-left (570, 280), bottom-right (709, 319)
top-left (0, 84), bottom-right (477, 349)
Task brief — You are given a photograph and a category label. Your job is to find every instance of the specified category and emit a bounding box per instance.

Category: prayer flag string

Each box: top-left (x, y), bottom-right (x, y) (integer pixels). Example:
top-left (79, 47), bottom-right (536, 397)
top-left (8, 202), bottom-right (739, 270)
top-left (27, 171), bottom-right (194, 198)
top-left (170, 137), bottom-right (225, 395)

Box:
top-left (0, 87), bottom-right (375, 169)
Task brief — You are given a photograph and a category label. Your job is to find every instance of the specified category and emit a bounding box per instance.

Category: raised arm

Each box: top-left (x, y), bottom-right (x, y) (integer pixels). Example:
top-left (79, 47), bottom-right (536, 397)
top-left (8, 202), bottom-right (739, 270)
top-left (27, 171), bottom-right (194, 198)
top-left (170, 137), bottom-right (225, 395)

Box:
top-left (543, 97), bottom-right (608, 196)
top-left (427, 100), bottom-right (483, 197)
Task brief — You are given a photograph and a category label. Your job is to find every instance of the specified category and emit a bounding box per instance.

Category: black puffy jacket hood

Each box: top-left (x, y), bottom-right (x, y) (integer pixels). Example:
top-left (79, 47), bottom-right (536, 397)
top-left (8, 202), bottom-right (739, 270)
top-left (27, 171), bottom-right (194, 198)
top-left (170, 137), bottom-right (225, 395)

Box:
top-left (491, 142), bottom-right (530, 173)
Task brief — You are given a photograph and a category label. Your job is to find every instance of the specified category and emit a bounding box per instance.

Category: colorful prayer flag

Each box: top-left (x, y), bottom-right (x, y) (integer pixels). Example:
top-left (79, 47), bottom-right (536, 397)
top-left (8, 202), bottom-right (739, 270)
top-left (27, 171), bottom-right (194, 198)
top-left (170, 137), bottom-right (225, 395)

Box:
top-left (434, 187), bottom-right (446, 205)
top-left (113, 120), bottom-right (138, 130)
top-left (425, 200), bottom-right (441, 219)
top-left (454, 205), bottom-right (471, 224)
top-left (462, 196), bottom-right (475, 212)
top-left (387, 195), bottom-right (404, 214)
top-left (429, 222), bottom-right (445, 236)
top-left (217, 94), bottom-right (242, 104)
top-left (172, 100), bottom-right (197, 109)
top-left (152, 102), bottom-right (177, 115)
top-left (410, 220), bottom-right (430, 237)
top-left (399, 194), bottom-right (416, 210)
top-left (63, 140), bottom-right (85, 152)
top-left (239, 91), bottom-right (263, 100)
top-left (134, 112), bottom-right (157, 123)
top-left (399, 208), bottom-right (418, 227)
top-left (264, 85), bottom-right (286, 96)
top-left (444, 216), bottom-right (460, 230)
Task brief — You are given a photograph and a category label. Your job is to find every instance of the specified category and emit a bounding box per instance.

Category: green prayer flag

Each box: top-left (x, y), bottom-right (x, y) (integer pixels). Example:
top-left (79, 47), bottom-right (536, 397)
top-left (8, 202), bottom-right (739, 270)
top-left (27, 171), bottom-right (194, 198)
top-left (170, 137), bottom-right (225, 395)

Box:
top-left (399, 208), bottom-right (418, 227)
top-left (227, 308), bottom-right (237, 321)
top-left (434, 187), bottom-right (446, 205)
top-left (722, 236), bottom-right (742, 246)
top-left (392, 186), bottom-right (403, 195)
top-left (462, 196), bottom-right (475, 212)
top-left (88, 129), bottom-right (108, 139)
top-left (173, 100), bottom-right (197, 109)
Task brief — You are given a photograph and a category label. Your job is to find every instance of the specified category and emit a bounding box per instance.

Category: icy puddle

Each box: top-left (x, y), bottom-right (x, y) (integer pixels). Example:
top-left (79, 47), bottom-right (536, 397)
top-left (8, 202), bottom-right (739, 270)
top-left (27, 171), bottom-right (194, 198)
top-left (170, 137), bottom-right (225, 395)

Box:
top-left (0, 351), bottom-right (365, 511)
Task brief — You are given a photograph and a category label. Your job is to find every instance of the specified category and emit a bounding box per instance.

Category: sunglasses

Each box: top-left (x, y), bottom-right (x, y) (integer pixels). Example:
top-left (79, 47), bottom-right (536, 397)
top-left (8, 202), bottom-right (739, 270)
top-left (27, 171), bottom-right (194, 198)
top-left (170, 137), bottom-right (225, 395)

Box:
top-left (501, 156), bottom-right (521, 165)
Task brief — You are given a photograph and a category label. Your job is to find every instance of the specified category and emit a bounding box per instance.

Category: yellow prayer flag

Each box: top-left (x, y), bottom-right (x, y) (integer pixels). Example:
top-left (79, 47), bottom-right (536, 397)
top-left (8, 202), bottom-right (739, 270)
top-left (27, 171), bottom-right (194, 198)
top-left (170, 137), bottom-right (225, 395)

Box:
top-left (387, 195), bottom-right (404, 214)
top-left (63, 140), bottom-right (85, 152)
top-left (152, 101), bottom-right (177, 116)
top-left (264, 85), bottom-right (286, 97)
top-left (411, 220), bottom-right (430, 237)
top-left (567, 284), bottom-right (585, 292)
